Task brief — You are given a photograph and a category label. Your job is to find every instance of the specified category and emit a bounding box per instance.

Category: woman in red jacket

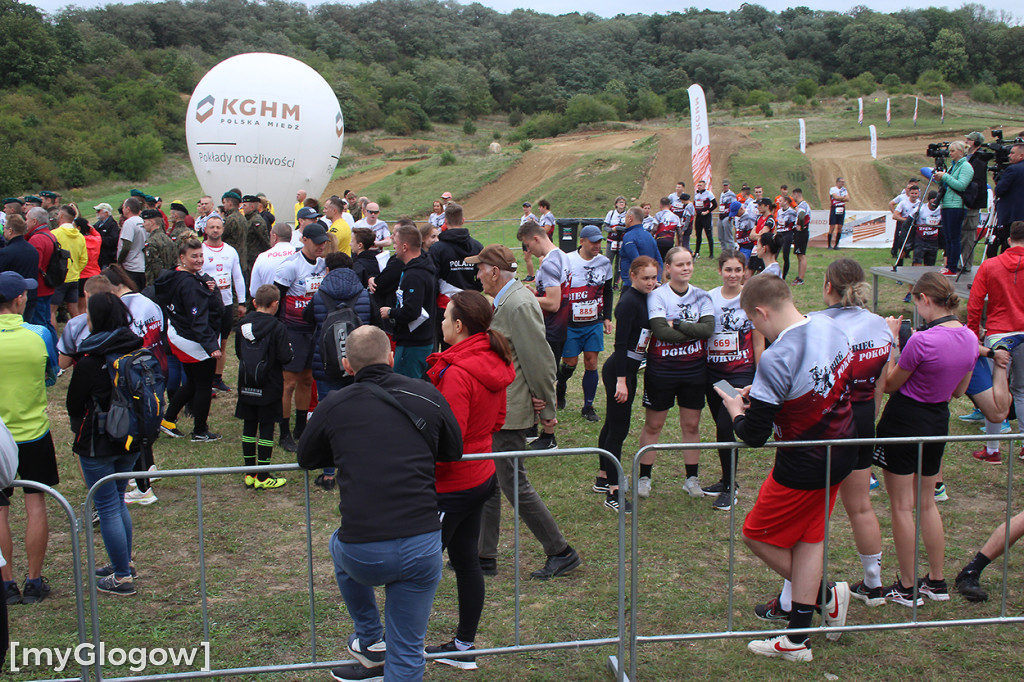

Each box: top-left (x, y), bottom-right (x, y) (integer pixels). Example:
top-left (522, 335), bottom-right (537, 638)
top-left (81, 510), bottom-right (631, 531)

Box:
top-left (425, 290), bottom-right (515, 670)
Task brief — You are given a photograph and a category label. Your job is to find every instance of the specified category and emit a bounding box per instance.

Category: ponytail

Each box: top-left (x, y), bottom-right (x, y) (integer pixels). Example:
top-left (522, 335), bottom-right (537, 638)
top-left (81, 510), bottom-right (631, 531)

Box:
top-left (825, 258), bottom-right (871, 309)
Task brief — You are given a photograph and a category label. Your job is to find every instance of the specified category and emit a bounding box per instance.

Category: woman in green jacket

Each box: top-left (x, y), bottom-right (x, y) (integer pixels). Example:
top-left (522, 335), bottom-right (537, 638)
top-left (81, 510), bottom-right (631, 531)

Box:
top-left (933, 140), bottom-right (974, 275)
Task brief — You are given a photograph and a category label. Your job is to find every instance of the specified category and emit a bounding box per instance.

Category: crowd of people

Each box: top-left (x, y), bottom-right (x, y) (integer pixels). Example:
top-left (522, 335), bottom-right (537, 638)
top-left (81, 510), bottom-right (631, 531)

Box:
top-left (0, 139), bottom-right (1021, 679)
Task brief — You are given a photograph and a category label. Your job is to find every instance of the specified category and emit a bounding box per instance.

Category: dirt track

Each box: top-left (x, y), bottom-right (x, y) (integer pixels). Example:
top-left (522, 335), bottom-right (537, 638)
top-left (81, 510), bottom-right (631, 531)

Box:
top-left (459, 130), bottom-right (644, 219)
top-left (322, 159), bottom-right (421, 199)
top-left (805, 134), bottom-right (933, 208)
top-left (641, 127), bottom-right (751, 204)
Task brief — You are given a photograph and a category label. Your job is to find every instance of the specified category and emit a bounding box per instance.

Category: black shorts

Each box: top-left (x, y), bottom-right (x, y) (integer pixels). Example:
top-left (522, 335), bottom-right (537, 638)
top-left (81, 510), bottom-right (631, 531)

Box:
top-left (793, 229), bottom-right (809, 255)
top-left (913, 241), bottom-right (938, 266)
top-left (872, 391), bottom-right (948, 476)
top-left (851, 400), bottom-right (876, 470)
top-left (235, 400), bottom-right (281, 423)
top-left (829, 208), bottom-right (845, 226)
top-left (51, 281), bottom-right (79, 305)
top-left (219, 304), bottom-right (236, 339)
top-left (283, 328), bottom-right (315, 372)
top-left (642, 369), bottom-right (706, 412)
top-left (78, 277), bottom-right (91, 297)
top-left (2, 432), bottom-right (59, 497)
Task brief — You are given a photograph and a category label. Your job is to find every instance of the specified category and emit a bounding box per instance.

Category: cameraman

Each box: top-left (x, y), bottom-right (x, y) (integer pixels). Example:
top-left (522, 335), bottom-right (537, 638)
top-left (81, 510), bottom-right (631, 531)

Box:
top-left (932, 140), bottom-right (974, 276)
top-left (962, 132), bottom-right (990, 272)
top-left (992, 143), bottom-right (1024, 256)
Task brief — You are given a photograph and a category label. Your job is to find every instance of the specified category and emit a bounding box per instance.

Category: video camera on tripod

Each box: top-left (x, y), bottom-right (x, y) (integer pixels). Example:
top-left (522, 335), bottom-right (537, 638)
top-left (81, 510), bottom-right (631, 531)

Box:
top-left (982, 129), bottom-right (1024, 181)
top-left (925, 141), bottom-right (950, 172)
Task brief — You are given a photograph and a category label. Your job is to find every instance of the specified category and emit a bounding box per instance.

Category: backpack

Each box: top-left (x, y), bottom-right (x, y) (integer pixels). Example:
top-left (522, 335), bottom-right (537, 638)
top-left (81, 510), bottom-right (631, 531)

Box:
top-left (319, 291), bottom-right (363, 382)
top-left (103, 347), bottom-right (166, 452)
top-left (30, 227), bottom-right (70, 289)
top-left (0, 414), bottom-right (18, 489)
top-left (237, 321), bottom-right (273, 400)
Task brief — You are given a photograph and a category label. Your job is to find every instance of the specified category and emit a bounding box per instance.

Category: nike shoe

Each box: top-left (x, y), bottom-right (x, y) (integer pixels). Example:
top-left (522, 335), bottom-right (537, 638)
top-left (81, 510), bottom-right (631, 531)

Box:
top-left (747, 634), bottom-right (812, 662)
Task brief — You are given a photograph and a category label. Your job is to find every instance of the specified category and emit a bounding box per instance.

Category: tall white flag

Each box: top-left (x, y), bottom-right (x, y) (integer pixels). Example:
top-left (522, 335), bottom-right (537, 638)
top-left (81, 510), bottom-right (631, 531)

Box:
top-left (913, 97), bottom-right (919, 126)
top-left (687, 84), bottom-right (712, 188)
top-left (886, 98), bottom-right (891, 127)
top-left (858, 97), bottom-right (864, 126)
top-left (940, 94), bottom-right (945, 122)
top-left (869, 125), bottom-right (877, 159)
top-left (798, 118), bottom-right (806, 154)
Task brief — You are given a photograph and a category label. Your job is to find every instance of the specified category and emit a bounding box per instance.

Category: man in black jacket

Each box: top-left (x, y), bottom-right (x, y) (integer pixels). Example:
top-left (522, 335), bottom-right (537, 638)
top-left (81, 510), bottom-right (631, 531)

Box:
top-left (297, 325), bottom-right (462, 681)
top-left (962, 132), bottom-right (990, 271)
top-left (992, 142), bottom-right (1024, 257)
top-left (429, 203), bottom-right (482, 296)
top-left (92, 203), bottom-right (120, 269)
top-left (380, 223), bottom-right (437, 379)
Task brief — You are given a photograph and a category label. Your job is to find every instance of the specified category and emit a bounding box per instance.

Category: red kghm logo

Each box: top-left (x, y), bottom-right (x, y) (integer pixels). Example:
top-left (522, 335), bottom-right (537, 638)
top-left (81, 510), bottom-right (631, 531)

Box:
top-left (335, 112), bottom-right (343, 138)
top-left (195, 94), bottom-right (215, 123)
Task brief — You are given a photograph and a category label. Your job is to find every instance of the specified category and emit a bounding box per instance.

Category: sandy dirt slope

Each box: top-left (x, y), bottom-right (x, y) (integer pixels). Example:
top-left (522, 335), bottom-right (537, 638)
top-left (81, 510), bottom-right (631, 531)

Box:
top-left (322, 159), bottom-right (422, 199)
top-left (805, 135), bottom-right (933, 208)
top-left (459, 130), bottom-right (644, 219)
top-left (374, 138), bottom-right (453, 153)
top-left (640, 127), bottom-right (751, 204)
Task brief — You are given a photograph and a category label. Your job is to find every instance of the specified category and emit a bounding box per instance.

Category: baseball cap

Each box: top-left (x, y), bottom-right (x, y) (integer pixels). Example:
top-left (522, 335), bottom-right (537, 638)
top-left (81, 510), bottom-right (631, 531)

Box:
top-left (441, 192), bottom-right (453, 200)
top-left (522, 201), bottom-right (532, 207)
top-left (466, 244), bottom-right (517, 272)
top-left (302, 223), bottom-right (329, 244)
top-left (966, 131), bottom-right (984, 144)
top-left (0, 271), bottom-right (37, 303)
top-left (93, 202), bottom-right (113, 213)
top-left (297, 207), bottom-right (322, 220)
top-left (580, 225), bottom-right (603, 242)
top-left (722, 179), bottom-right (731, 186)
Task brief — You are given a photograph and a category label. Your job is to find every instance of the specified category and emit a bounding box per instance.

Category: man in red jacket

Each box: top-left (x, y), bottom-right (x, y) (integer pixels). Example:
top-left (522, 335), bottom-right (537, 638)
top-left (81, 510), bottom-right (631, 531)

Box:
top-left (23, 207), bottom-right (56, 336)
top-left (966, 220), bottom-right (1024, 460)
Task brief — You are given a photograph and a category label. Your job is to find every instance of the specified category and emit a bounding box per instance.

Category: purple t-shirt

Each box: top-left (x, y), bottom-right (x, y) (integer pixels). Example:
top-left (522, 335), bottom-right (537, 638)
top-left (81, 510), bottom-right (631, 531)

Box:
top-left (897, 324), bottom-right (978, 403)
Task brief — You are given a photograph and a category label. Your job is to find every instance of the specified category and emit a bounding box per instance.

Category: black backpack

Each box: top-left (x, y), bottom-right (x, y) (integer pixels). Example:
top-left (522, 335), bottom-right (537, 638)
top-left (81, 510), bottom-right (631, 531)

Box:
top-left (30, 227), bottom-right (70, 288)
top-left (318, 291), bottom-right (362, 382)
top-left (103, 347), bottom-right (166, 452)
top-left (237, 321), bottom-right (273, 400)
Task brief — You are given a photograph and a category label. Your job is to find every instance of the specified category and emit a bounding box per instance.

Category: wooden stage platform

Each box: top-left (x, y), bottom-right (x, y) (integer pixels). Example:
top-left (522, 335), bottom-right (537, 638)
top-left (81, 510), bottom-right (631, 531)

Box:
top-left (870, 266), bottom-right (975, 324)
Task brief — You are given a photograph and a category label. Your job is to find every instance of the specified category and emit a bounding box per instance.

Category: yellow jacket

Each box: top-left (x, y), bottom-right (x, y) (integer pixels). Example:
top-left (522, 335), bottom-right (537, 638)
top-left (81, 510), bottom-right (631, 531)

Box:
top-left (52, 223), bottom-right (88, 282)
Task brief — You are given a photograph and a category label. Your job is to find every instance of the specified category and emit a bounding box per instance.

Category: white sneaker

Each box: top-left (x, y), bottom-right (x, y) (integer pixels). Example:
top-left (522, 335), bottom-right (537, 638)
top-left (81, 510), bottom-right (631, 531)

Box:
top-left (747, 634), bottom-right (813, 662)
top-left (126, 478), bottom-right (137, 491)
top-left (147, 465), bottom-right (161, 482)
top-left (682, 476), bottom-right (703, 498)
top-left (125, 488), bottom-right (157, 505)
top-left (822, 581), bottom-right (850, 641)
top-left (637, 476), bottom-right (652, 498)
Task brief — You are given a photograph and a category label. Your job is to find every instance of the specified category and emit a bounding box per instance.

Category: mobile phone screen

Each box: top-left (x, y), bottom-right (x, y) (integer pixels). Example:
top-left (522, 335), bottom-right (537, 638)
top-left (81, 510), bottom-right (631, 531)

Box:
top-left (714, 379), bottom-right (739, 399)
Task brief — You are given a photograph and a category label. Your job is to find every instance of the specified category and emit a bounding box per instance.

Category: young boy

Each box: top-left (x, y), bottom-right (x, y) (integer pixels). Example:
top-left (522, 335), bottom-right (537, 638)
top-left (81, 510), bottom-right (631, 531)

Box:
top-left (235, 285), bottom-right (294, 489)
top-left (716, 274), bottom-right (856, 662)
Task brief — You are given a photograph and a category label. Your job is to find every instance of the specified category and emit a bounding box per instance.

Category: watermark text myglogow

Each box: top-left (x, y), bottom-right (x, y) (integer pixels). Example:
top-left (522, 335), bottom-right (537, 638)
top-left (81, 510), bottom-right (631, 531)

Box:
top-left (9, 641), bottom-right (211, 673)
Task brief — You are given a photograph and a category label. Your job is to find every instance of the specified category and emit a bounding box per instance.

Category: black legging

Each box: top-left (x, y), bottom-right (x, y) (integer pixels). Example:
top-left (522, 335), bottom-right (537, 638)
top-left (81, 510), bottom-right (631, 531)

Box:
top-left (440, 477), bottom-right (495, 644)
top-left (778, 232), bottom-right (794, 279)
top-left (164, 357), bottom-right (216, 433)
top-left (694, 215), bottom-right (714, 257)
top-left (704, 372), bottom-right (754, 487)
top-left (597, 357), bottom-right (639, 488)
top-left (133, 444), bottom-right (155, 492)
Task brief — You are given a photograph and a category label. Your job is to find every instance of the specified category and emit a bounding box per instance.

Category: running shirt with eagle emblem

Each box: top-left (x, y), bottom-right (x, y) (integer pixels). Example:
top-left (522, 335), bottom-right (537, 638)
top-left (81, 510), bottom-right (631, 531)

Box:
top-left (274, 251), bottom-right (326, 331)
top-left (647, 282), bottom-right (714, 381)
top-left (565, 250), bottom-right (613, 327)
top-left (811, 306), bottom-right (893, 404)
top-left (536, 248), bottom-right (571, 342)
top-left (707, 286), bottom-right (755, 379)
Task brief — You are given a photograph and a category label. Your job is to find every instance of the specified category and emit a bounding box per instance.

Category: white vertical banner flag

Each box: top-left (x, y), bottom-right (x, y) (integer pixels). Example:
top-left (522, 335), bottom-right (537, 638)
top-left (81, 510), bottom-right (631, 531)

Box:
top-left (940, 94), bottom-right (945, 122)
top-left (869, 124), bottom-right (877, 159)
top-left (858, 97), bottom-right (864, 125)
top-left (798, 118), bottom-right (806, 154)
top-left (913, 97), bottom-right (919, 126)
top-left (687, 84), bottom-right (712, 188)
top-left (886, 98), bottom-right (891, 127)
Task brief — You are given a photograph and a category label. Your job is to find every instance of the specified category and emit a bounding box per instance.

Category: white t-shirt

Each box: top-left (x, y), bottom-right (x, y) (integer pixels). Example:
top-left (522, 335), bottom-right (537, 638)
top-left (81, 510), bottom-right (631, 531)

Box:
top-left (429, 212), bottom-right (446, 229)
top-left (762, 262), bottom-right (782, 278)
top-left (274, 251), bottom-right (326, 329)
top-left (520, 212), bottom-right (537, 226)
top-left (202, 242), bottom-right (246, 306)
top-left (250, 243), bottom-right (298, 297)
top-left (565, 250), bottom-right (613, 326)
top-left (354, 218), bottom-right (389, 243)
top-left (829, 186), bottom-right (849, 209)
top-left (894, 197), bottom-right (920, 220)
top-left (707, 286), bottom-right (755, 377)
top-left (537, 212), bottom-right (556, 236)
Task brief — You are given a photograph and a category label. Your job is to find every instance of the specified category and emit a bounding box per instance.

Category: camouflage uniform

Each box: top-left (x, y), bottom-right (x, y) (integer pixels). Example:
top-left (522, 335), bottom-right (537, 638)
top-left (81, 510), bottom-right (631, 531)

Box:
top-left (47, 206), bottom-right (60, 230)
top-left (241, 208), bottom-right (269, 283)
top-left (222, 205), bottom-right (248, 264)
top-left (168, 219), bottom-right (197, 244)
top-left (145, 228), bottom-right (178, 286)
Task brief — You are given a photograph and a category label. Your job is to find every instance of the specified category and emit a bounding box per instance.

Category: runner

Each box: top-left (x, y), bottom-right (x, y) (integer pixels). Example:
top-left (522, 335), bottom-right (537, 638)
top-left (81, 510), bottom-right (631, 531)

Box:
top-left (556, 226), bottom-right (613, 422)
top-left (701, 250), bottom-right (763, 511)
top-left (653, 197), bottom-right (681, 262)
top-left (637, 247), bottom-right (714, 499)
top-left (602, 196), bottom-right (628, 286)
top-left (201, 216), bottom-right (246, 394)
top-left (791, 188), bottom-right (811, 285)
top-left (692, 180), bottom-right (718, 259)
top-left (747, 199), bottom-right (776, 278)
top-left (757, 232), bottom-right (783, 278)
top-left (828, 178), bottom-right (850, 250)
top-left (521, 202), bottom-right (539, 281)
top-left (718, 179), bottom-right (737, 251)
top-left (775, 195), bottom-right (797, 279)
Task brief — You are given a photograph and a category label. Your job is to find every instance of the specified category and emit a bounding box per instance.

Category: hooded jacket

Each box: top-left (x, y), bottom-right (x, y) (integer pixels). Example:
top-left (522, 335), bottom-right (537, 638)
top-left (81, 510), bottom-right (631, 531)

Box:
top-left (429, 228), bottom-right (483, 295)
top-left (967, 244), bottom-right (1024, 337)
top-left (427, 332), bottom-right (515, 493)
top-left (234, 310), bottom-right (293, 405)
top-left (392, 252), bottom-right (437, 346)
top-left (307, 268), bottom-right (371, 382)
top-left (51, 223), bottom-right (88, 282)
top-left (154, 267), bottom-right (224, 356)
top-left (352, 248), bottom-right (382, 287)
top-left (66, 328), bottom-right (143, 457)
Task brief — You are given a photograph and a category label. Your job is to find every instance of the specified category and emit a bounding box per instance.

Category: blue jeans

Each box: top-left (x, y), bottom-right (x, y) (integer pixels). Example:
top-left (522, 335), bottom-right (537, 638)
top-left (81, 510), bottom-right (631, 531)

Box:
top-left (329, 529), bottom-right (442, 682)
top-left (166, 354), bottom-right (183, 396)
top-left (393, 344), bottom-right (432, 380)
top-left (80, 452), bottom-right (140, 577)
top-left (29, 293), bottom-right (56, 343)
top-left (942, 207), bottom-right (964, 271)
top-left (316, 379), bottom-right (349, 477)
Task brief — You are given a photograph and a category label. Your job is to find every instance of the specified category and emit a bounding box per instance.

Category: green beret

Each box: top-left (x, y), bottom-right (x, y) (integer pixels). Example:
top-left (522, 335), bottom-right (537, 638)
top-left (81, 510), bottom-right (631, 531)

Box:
top-left (2, 197), bottom-right (24, 206)
top-left (222, 191), bottom-right (242, 201)
top-left (23, 195), bottom-right (42, 204)
top-left (38, 190), bottom-right (58, 199)
top-left (129, 189), bottom-right (146, 198)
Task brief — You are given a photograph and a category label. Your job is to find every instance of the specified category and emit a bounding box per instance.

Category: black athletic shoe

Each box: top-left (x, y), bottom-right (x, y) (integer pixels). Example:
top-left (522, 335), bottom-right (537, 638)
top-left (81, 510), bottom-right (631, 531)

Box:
top-left (21, 577), bottom-right (51, 604)
top-left (556, 391), bottom-right (566, 411)
top-left (701, 480), bottom-right (729, 497)
top-left (581, 405), bottom-right (600, 422)
top-left (4, 582), bottom-right (21, 605)
top-left (330, 663), bottom-right (383, 682)
top-left (850, 580), bottom-right (886, 607)
top-left (530, 433), bottom-right (557, 450)
top-left (754, 595), bottom-right (790, 621)
top-left (314, 474), bottom-right (337, 491)
top-left (425, 640), bottom-right (478, 670)
top-left (190, 431), bottom-right (222, 442)
top-left (712, 489), bottom-right (736, 511)
top-left (530, 548), bottom-right (581, 580)
top-left (604, 492), bottom-right (633, 513)
top-left (479, 557), bottom-right (497, 576)
top-left (279, 433), bottom-right (298, 452)
top-left (955, 570), bottom-right (988, 602)
top-left (592, 476), bottom-right (609, 493)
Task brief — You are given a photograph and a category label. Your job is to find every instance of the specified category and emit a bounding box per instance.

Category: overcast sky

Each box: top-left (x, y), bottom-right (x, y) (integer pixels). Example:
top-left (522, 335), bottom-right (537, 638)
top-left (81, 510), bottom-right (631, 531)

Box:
top-left (27, 0), bottom-right (1022, 23)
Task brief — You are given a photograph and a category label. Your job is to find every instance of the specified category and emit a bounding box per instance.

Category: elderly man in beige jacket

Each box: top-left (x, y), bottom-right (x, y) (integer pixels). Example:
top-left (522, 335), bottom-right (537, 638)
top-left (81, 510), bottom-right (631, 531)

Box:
top-left (469, 244), bottom-right (581, 581)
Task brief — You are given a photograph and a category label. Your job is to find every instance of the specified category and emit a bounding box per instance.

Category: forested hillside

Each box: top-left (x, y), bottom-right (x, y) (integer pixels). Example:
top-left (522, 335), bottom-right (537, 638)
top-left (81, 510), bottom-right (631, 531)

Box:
top-left (2, 0), bottom-right (1023, 195)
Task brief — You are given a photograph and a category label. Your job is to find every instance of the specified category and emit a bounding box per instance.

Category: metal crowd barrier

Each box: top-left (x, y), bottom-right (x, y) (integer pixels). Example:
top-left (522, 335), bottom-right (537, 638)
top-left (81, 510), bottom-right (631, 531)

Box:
top-left (69, 448), bottom-right (627, 682)
top-left (628, 432), bottom-right (1024, 681)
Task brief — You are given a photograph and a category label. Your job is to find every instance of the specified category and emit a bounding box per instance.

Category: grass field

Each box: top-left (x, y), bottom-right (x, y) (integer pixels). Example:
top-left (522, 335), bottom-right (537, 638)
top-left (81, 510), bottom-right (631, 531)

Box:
top-left (5, 243), bottom-right (1023, 681)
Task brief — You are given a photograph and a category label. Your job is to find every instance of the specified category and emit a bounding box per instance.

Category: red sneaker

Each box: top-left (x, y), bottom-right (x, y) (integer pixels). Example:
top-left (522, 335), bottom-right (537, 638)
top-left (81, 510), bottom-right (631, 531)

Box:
top-left (972, 448), bottom-right (1002, 464)
top-left (940, 268), bottom-right (958, 276)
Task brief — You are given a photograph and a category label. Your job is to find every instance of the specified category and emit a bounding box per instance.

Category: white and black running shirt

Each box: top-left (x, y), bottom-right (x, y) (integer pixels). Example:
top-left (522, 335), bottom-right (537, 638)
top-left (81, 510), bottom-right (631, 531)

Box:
top-left (647, 282), bottom-right (714, 380)
top-left (811, 306), bottom-right (892, 404)
top-left (565, 250), bottom-right (612, 327)
top-left (275, 251), bottom-right (326, 330)
top-left (707, 286), bottom-right (755, 379)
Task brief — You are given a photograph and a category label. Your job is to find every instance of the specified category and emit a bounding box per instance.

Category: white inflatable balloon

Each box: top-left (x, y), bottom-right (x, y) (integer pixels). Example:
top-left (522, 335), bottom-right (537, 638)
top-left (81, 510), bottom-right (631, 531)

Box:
top-left (185, 53), bottom-right (343, 223)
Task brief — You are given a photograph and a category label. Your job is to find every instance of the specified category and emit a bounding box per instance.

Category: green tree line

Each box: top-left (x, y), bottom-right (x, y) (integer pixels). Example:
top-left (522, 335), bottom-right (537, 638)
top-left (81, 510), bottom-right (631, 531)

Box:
top-left (2, 0), bottom-right (1023, 195)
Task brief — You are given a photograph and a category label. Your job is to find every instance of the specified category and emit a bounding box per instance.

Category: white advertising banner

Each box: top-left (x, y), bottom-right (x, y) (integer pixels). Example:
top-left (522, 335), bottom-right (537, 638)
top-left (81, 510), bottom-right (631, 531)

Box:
top-left (806, 210), bottom-right (895, 249)
top-left (687, 84), bottom-right (712, 187)
top-left (798, 118), bottom-right (806, 154)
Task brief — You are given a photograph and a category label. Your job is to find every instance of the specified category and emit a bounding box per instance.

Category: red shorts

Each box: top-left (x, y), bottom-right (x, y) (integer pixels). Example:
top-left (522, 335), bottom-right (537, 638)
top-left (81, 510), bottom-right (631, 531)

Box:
top-left (742, 471), bottom-right (840, 548)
